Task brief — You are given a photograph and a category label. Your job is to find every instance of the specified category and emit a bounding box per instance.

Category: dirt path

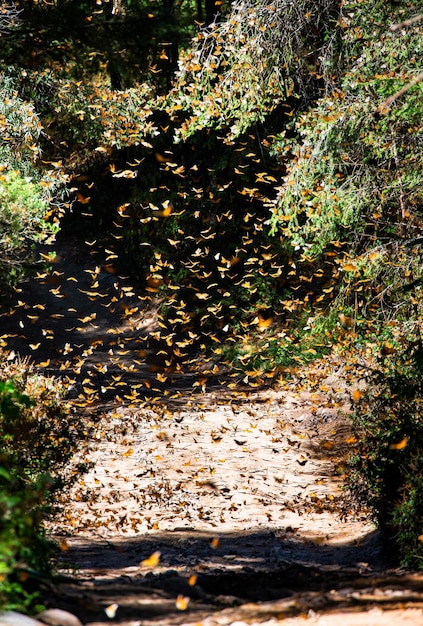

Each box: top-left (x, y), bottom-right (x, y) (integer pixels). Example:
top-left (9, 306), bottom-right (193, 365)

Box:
top-left (2, 235), bottom-right (423, 625)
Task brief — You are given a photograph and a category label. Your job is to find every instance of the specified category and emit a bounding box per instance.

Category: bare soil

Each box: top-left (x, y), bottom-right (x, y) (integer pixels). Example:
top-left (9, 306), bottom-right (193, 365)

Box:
top-left (2, 234), bottom-right (423, 626)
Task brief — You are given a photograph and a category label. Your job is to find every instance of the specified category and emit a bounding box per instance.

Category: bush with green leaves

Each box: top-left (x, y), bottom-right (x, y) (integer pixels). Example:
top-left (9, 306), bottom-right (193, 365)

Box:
top-left (326, 235), bottom-right (423, 568)
top-left (0, 359), bottom-right (86, 611)
top-left (0, 71), bottom-right (67, 288)
top-left (269, 0), bottom-right (423, 257)
top-left (347, 348), bottom-right (423, 569)
top-left (0, 72), bottom-right (42, 170)
top-left (0, 169), bottom-right (57, 288)
top-left (260, 0), bottom-right (423, 567)
top-left (170, 0), bottom-right (339, 142)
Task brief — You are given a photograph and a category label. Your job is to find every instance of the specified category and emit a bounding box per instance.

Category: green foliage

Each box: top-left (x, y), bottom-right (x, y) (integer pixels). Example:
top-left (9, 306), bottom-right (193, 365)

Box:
top-left (169, 0), bottom-right (339, 141)
top-left (0, 71), bottom-right (67, 288)
top-left (0, 169), bottom-right (54, 288)
top-left (1, 0), bottom-right (199, 92)
top-left (0, 359), bottom-right (85, 611)
top-left (335, 235), bottom-right (423, 569)
top-left (47, 77), bottom-right (157, 152)
top-left (269, 0), bottom-right (423, 256)
top-left (224, 313), bottom-right (332, 382)
top-left (0, 73), bottom-right (42, 171)
top-left (0, 69), bottom-right (66, 194)
top-left (270, 95), bottom-right (423, 258)
top-left (260, 0), bottom-right (423, 568)
top-left (347, 351), bottom-right (423, 569)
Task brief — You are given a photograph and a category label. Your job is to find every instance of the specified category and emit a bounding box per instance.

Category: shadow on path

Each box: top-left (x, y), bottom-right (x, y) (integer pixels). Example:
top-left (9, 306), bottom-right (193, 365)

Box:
top-left (0, 233), bottom-right (248, 407)
top-left (3, 233), bottom-right (416, 626)
top-left (51, 527), bottom-right (389, 625)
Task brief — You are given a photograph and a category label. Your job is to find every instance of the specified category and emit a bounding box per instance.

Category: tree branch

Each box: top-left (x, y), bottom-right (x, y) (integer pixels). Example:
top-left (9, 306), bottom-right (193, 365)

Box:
top-left (376, 72), bottom-right (423, 115)
top-left (0, 2), bottom-right (21, 33)
top-left (390, 13), bottom-right (423, 32)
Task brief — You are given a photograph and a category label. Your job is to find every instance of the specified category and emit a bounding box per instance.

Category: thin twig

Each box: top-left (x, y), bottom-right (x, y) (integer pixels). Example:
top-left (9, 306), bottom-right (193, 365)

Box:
top-left (390, 13), bottom-right (423, 31)
top-left (376, 73), bottom-right (423, 115)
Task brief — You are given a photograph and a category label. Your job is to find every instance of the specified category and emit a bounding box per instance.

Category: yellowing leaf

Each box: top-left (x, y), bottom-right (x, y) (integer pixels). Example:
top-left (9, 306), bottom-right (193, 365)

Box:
top-left (122, 448), bottom-right (134, 457)
top-left (381, 341), bottom-right (395, 355)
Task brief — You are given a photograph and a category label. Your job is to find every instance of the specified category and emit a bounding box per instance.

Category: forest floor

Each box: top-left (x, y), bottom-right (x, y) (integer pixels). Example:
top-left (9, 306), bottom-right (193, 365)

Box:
top-left (1, 233), bottom-right (423, 625)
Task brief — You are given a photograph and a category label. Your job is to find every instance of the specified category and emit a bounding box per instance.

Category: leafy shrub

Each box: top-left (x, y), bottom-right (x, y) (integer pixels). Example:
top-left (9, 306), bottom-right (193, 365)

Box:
top-left (0, 358), bottom-right (85, 611)
top-left (260, 0), bottom-right (423, 568)
top-left (269, 0), bottom-right (423, 257)
top-left (170, 0), bottom-right (339, 141)
top-left (0, 73), bottom-right (42, 169)
top-left (0, 169), bottom-right (56, 288)
top-left (0, 69), bottom-right (67, 192)
top-left (0, 3), bottom-right (21, 34)
top-left (0, 71), bottom-right (67, 288)
top-left (347, 346), bottom-right (423, 569)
